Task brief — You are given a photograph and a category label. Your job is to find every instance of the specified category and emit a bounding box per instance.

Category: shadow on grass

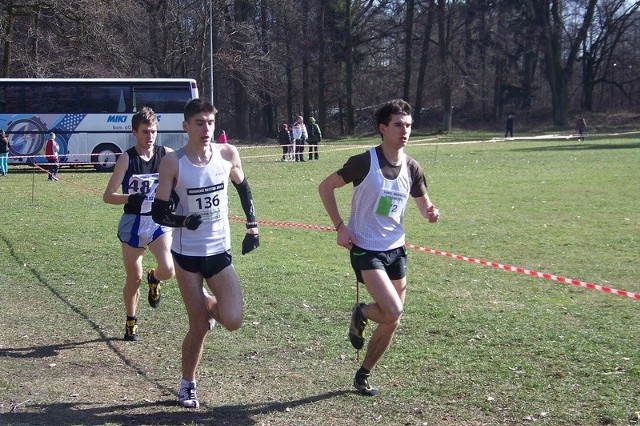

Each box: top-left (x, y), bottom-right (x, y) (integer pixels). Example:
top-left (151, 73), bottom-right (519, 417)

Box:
top-left (0, 233), bottom-right (179, 398)
top-left (0, 338), bottom-right (116, 359)
top-left (1, 389), bottom-right (351, 425)
top-left (512, 141), bottom-right (640, 152)
top-left (1, 234), bottom-right (354, 425)
top-left (6, 164), bottom-right (102, 175)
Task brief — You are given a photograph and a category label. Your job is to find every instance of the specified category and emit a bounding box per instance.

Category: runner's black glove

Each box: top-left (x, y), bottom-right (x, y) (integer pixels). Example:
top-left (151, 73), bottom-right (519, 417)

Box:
top-left (127, 192), bottom-right (146, 211)
top-left (184, 214), bottom-right (203, 231)
top-left (241, 233), bottom-right (260, 255)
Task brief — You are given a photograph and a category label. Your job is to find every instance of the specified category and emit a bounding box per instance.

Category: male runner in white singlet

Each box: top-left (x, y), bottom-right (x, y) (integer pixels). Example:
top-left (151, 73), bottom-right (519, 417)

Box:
top-left (318, 99), bottom-right (440, 396)
top-left (152, 98), bottom-right (259, 408)
top-left (103, 107), bottom-right (174, 342)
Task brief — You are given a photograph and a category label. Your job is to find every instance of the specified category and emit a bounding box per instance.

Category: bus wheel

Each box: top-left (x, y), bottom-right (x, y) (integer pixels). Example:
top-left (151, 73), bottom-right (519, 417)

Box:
top-left (91, 143), bottom-right (121, 172)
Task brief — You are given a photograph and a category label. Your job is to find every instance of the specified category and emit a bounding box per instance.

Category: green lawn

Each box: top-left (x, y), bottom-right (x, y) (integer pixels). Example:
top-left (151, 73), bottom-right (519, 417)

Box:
top-left (0, 132), bottom-right (638, 425)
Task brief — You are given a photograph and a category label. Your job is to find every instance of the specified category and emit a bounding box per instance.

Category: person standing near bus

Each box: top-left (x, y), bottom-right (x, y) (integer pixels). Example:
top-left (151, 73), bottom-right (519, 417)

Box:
top-left (318, 99), bottom-right (439, 396)
top-left (103, 107), bottom-right (175, 342)
top-left (151, 98), bottom-right (260, 408)
top-left (45, 132), bottom-right (59, 181)
top-left (0, 130), bottom-right (10, 176)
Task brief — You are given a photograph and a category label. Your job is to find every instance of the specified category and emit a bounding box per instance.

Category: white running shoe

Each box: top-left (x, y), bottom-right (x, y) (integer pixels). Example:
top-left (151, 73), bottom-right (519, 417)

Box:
top-left (178, 382), bottom-right (199, 408)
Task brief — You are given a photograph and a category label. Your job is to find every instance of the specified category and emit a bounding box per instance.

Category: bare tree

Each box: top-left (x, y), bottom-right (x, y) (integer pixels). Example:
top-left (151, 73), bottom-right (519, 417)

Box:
top-left (413, 0), bottom-right (435, 127)
top-left (2, 0), bottom-right (638, 137)
top-left (436, 0), bottom-right (454, 132)
top-left (402, 0), bottom-right (415, 102)
top-left (581, 0), bottom-right (640, 110)
top-left (530, 0), bottom-right (598, 126)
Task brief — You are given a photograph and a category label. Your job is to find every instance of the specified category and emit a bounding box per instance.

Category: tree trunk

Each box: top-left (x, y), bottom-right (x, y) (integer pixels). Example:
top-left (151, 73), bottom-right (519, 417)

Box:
top-left (302, 0), bottom-right (311, 122)
top-left (413, 0), bottom-right (435, 127)
top-left (259, 2), bottom-right (274, 136)
top-left (344, 0), bottom-right (355, 134)
top-left (403, 0), bottom-right (415, 102)
top-left (232, 0), bottom-right (251, 139)
top-left (493, 58), bottom-right (506, 122)
top-left (437, 0), bottom-right (452, 132)
top-left (317, 0), bottom-right (327, 135)
top-left (1, 1), bottom-right (15, 77)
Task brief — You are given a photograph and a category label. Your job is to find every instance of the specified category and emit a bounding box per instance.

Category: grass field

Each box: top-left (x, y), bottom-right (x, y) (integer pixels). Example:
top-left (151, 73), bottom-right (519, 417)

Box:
top-left (0, 131), bottom-right (638, 425)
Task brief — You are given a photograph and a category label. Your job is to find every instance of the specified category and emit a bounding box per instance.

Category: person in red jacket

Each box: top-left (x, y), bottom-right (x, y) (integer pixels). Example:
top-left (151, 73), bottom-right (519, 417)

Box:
top-left (45, 132), bottom-right (60, 181)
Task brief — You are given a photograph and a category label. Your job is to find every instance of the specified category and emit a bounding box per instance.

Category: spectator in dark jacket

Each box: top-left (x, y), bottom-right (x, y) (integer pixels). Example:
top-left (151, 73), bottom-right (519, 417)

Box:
top-left (576, 115), bottom-right (587, 141)
top-left (505, 113), bottom-right (515, 138)
top-left (278, 123), bottom-right (292, 161)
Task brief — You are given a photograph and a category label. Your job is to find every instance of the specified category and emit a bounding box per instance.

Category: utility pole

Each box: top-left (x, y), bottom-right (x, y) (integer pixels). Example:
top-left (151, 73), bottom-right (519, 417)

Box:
top-left (209, 0), bottom-right (215, 104)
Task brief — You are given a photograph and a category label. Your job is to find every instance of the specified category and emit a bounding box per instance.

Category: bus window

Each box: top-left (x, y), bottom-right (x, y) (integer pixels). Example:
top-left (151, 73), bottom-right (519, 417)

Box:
top-left (57, 86), bottom-right (79, 113)
top-left (40, 85), bottom-right (60, 113)
top-left (134, 88), bottom-right (191, 113)
top-left (77, 85), bottom-right (130, 113)
top-left (2, 86), bottom-right (23, 113)
top-left (117, 89), bottom-right (126, 113)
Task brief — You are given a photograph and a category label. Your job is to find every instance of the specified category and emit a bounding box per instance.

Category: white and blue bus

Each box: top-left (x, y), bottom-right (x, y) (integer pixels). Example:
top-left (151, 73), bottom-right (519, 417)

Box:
top-left (0, 78), bottom-right (199, 172)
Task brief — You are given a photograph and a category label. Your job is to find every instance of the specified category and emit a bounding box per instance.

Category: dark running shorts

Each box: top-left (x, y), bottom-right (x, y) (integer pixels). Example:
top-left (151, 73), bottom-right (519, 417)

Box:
top-left (171, 250), bottom-right (233, 279)
top-left (350, 245), bottom-right (407, 284)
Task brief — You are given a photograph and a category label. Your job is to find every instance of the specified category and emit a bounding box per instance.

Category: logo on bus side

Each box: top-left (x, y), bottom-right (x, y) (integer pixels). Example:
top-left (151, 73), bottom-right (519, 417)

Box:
top-left (107, 115), bottom-right (128, 123)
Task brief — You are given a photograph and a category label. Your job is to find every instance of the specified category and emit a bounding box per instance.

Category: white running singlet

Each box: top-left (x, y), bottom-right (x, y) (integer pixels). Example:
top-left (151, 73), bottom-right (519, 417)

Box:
top-left (348, 148), bottom-right (411, 251)
top-left (171, 146), bottom-right (231, 256)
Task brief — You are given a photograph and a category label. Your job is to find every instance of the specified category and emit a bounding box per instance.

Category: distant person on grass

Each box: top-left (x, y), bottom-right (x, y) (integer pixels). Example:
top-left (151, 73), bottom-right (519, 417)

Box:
top-left (505, 113), bottom-right (515, 138)
top-left (103, 107), bottom-right (174, 342)
top-left (576, 115), bottom-right (587, 141)
top-left (0, 129), bottom-right (10, 176)
top-left (307, 117), bottom-right (322, 160)
top-left (45, 132), bottom-right (60, 181)
top-left (278, 123), bottom-right (292, 161)
top-left (318, 99), bottom-right (440, 396)
top-left (152, 98), bottom-right (260, 409)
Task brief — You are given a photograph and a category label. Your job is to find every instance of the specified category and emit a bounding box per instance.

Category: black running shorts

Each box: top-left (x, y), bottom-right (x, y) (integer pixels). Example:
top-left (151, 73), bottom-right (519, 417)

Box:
top-left (350, 245), bottom-right (407, 284)
top-left (171, 250), bottom-right (232, 279)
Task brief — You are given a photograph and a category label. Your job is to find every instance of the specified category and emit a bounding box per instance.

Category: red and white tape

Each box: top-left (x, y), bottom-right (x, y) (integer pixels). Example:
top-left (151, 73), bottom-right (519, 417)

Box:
top-left (231, 216), bottom-right (639, 301)
top-left (404, 243), bottom-right (639, 301)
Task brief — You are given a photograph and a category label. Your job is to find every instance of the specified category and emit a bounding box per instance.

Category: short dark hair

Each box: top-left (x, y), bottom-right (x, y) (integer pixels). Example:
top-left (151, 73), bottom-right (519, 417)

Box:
top-left (131, 107), bottom-right (157, 131)
top-left (184, 98), bottom-right (218, 121)
top-left (374, 99), bottom-right (412, 135)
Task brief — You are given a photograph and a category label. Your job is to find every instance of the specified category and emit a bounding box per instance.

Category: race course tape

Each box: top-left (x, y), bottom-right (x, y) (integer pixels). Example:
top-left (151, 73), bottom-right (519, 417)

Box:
top-left (236, 217), bottom-right (640, 301)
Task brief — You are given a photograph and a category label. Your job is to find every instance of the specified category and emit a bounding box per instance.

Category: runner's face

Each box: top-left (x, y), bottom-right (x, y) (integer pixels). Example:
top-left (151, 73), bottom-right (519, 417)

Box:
top-left (133, 123), bottom-right (157, 148)
top-left (380, 113), bottom-right (412, 149)
top-left (184, 112), bottom-right (215, 146)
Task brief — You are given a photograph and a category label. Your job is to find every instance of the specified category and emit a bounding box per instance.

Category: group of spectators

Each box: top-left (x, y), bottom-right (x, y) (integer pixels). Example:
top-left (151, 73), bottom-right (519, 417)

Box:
top-left (278, 115), bottom-right (322, 162)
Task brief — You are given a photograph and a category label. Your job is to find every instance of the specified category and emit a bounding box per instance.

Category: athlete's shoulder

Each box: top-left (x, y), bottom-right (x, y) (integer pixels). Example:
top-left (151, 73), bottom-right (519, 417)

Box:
top-left (115, 149), bottom-right (131, 168)
top-left (217, 142), bottom-right (240, 161)
top-left (405, 154), bottom-right (424, 176)
top-left (404, 153), bottom-right (421, 168)
top-left (126, 146), bottom-right (138, 157)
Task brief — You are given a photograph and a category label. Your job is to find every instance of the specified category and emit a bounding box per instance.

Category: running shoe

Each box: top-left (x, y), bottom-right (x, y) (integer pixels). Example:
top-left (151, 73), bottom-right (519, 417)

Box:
top-left (348, 303), bottom-right (368, 350)
top-left (147, 269), bottom-right (162, 308)
top-left (178, 382), bottom-right (199, 408)
top-left (353, 371), bottom-right (379, 396)
top-left (124, 318), bottom-right (139, 341)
